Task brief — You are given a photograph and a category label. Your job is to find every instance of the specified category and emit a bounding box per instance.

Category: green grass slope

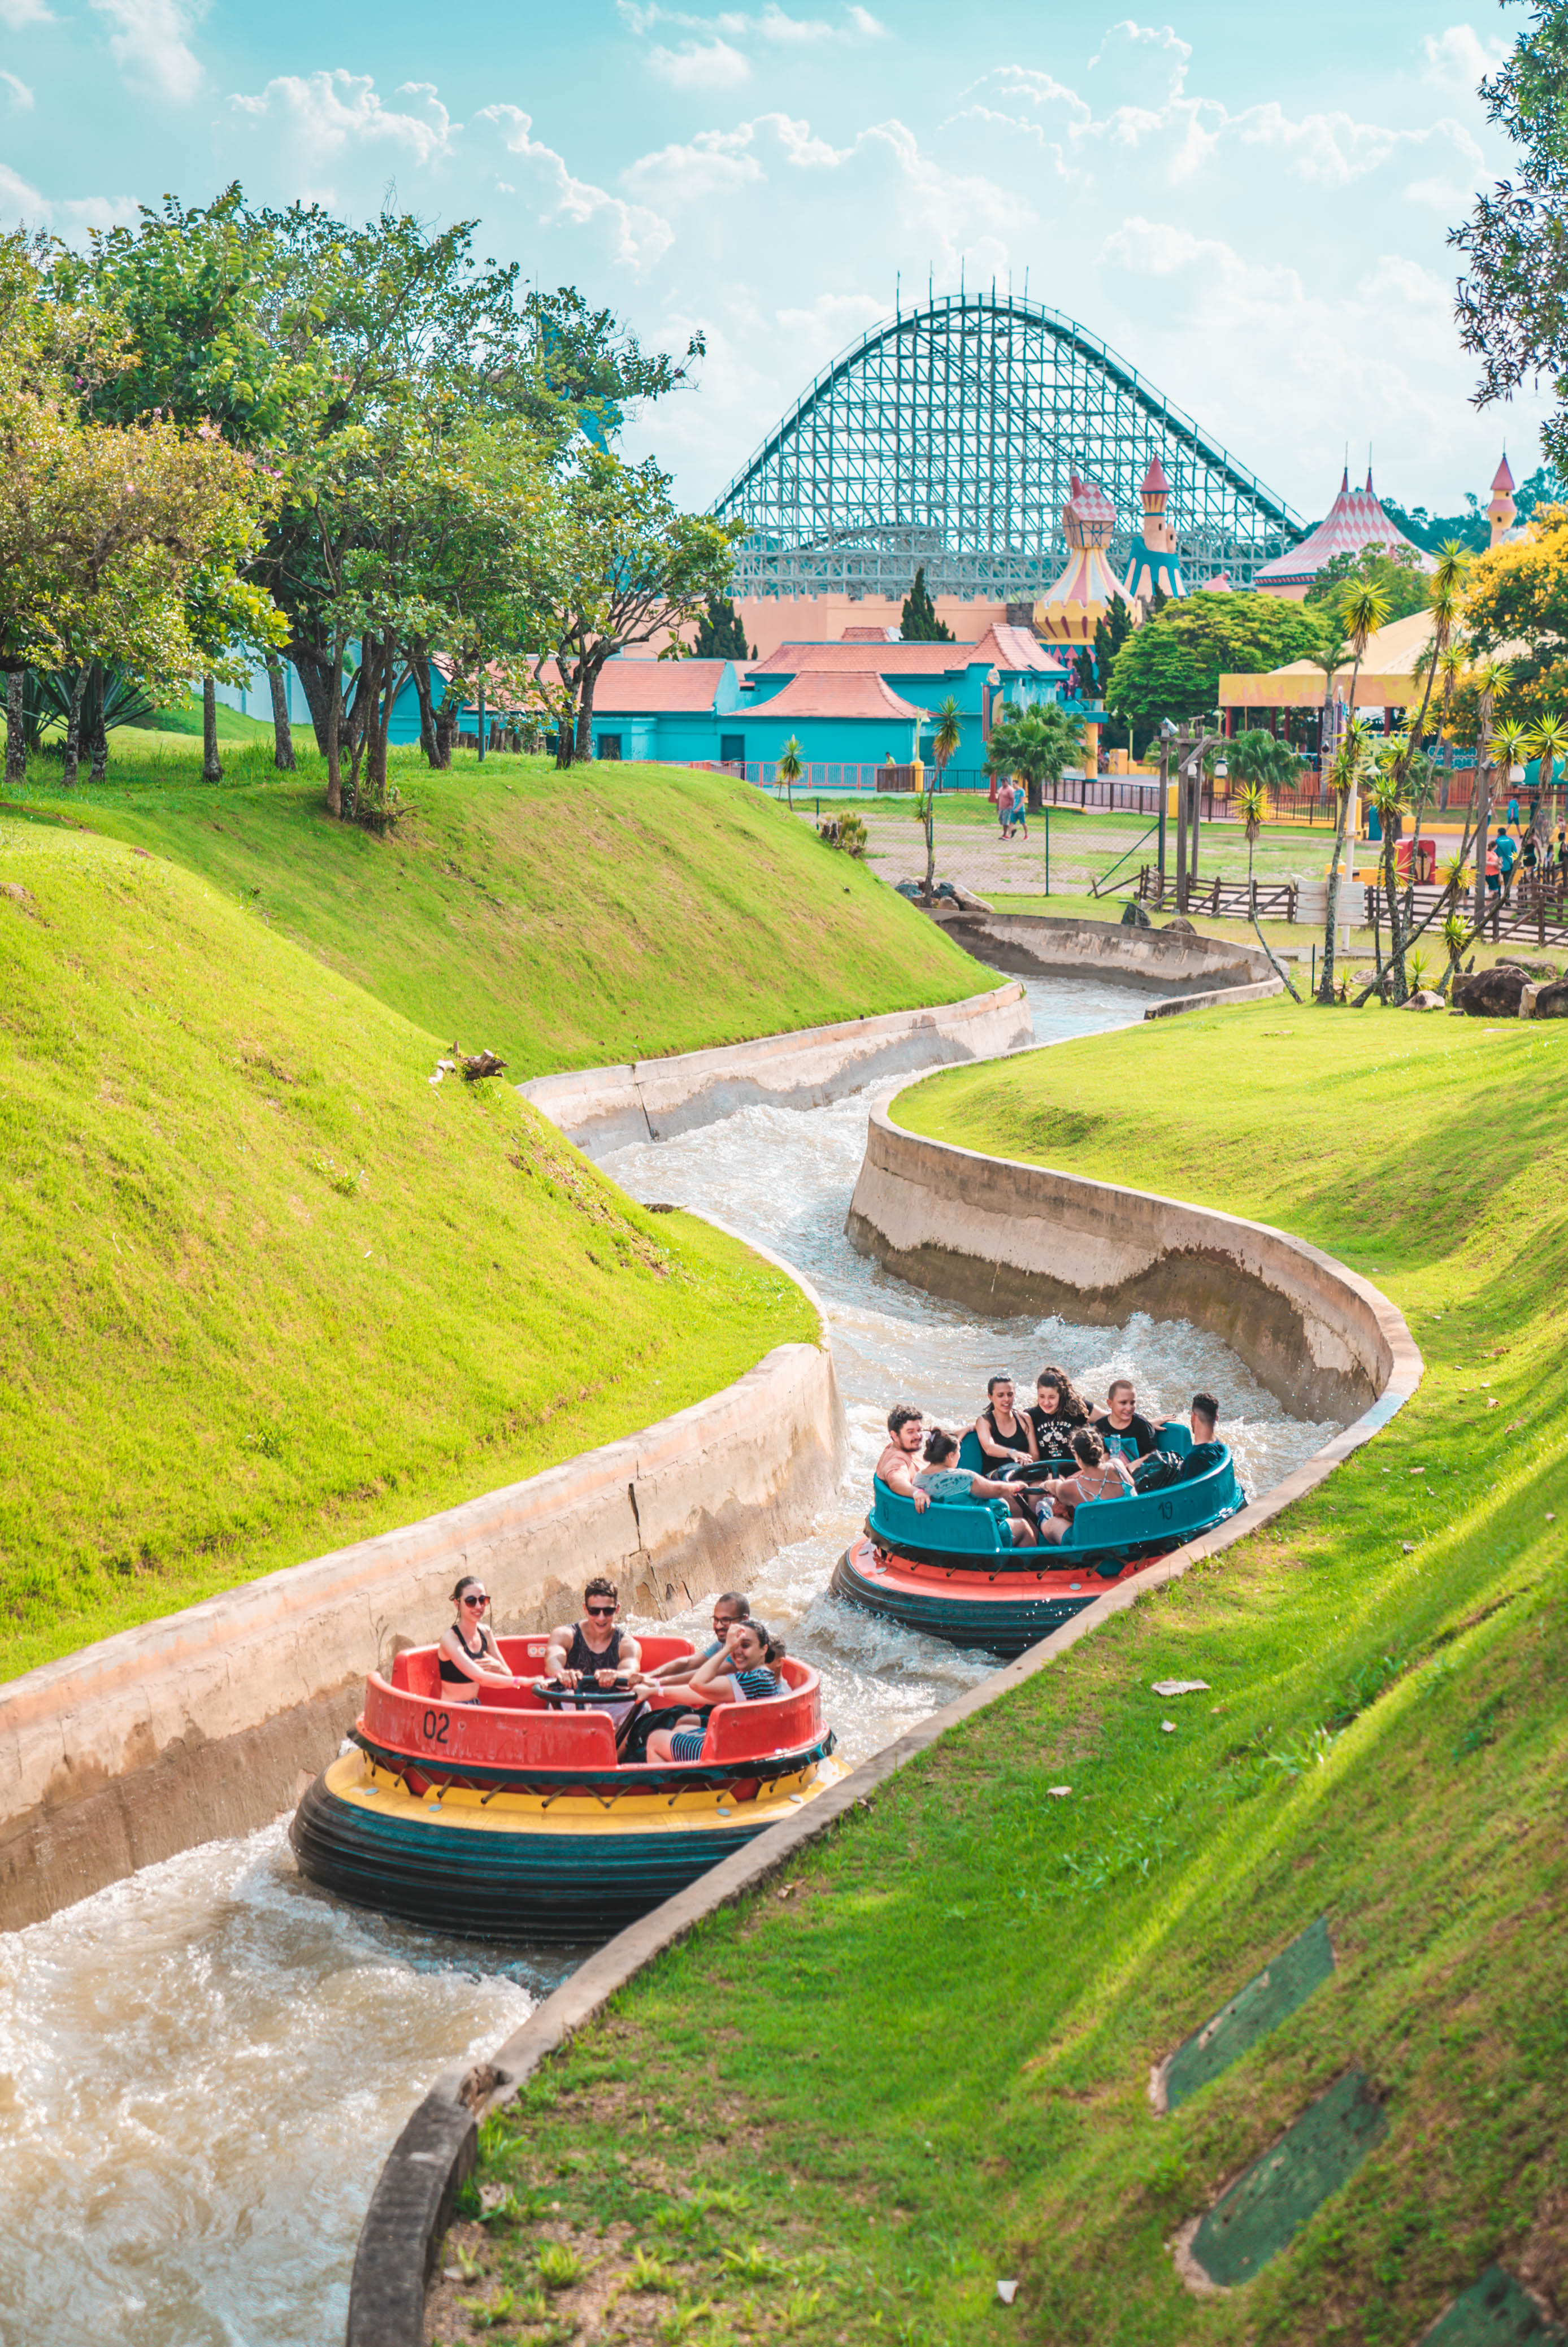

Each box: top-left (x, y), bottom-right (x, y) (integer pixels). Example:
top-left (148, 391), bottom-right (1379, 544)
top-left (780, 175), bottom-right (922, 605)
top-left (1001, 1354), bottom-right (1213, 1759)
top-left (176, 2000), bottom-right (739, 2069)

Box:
top-left (0, 815), bottom-right (816, 1680)
top-left (451, 1002), bottom-right (1568, 2347)
top-left (3, 738), bottom-right (981, 1077)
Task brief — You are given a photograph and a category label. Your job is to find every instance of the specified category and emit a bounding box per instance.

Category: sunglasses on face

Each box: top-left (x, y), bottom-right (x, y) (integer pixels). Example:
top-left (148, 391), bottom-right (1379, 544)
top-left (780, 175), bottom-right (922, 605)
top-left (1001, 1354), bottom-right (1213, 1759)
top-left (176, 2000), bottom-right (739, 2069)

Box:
top-left (587, 1603), bottom-right (616, 1618)
top-left (463, 1594), bottom-right (488, 1609)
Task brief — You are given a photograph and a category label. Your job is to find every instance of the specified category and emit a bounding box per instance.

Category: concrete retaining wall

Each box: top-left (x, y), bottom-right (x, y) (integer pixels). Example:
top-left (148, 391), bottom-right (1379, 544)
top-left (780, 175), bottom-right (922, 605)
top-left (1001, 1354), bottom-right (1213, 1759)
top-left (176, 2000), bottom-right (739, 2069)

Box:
top-left (931, 911), bottom-right (1275, 1000)
top-left (0, 1248), bottom-right (844, 1932)
top-left (519, 981), bottom-right (1032, 1157)
top-left (847, 1088), bottom-right (1398, 1424)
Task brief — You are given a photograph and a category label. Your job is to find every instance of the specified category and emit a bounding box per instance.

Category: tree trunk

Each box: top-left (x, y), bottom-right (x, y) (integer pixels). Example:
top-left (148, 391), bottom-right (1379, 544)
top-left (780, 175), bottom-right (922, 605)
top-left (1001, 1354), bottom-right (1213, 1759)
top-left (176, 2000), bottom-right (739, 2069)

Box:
top-left (266, 657), bottom-right (296, 771)
top-left (410, 651), bottom-right (442, 767)
top-left (5, 668), bottom-right (24, 787)
top-left (61, 668), bottom-right (89, 786)
top-left (435, 697), bottom-right (456, 769)
top-left (89, 663), bottom-right (108, 783)
top-left (202, 676), bottom-right (222, 784)
top-left (286, 638), bottom-right (340, 753)
top-left (573, 666), bottom-right (600, 767)
top-left (363, 633), bottom-right (396, 811)
top-left (324, 636), bottom-right (345, 819)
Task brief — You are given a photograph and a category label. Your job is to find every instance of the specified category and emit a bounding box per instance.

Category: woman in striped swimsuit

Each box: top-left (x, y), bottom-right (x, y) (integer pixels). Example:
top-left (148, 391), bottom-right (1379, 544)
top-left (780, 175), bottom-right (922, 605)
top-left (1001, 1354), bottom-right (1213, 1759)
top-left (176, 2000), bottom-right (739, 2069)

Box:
top-left (637, 1620), bottom-right (785, 1764)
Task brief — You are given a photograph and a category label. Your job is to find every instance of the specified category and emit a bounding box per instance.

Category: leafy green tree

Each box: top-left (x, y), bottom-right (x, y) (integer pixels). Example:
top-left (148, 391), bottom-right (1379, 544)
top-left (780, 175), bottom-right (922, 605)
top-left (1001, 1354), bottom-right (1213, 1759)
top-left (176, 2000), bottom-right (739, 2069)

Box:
top-left (900, 567), bottom-right (954, 642)
top-left (524, 450), bottom-right (742, 768)
top-left (692, 594), bottom-right (749, 659)
top-left (1305, 542), bottom-right (1429, 623)
top-left (1105, 592), bottom-right (1326, 731)
top-left (776, 734), bottom-right (803, 809)
top-left (1452, 2), bottom-right (1568, 444)
top-left (0, 232), bottom-right (277, 786)
top-left (55, 186), bottom-right (328, 778)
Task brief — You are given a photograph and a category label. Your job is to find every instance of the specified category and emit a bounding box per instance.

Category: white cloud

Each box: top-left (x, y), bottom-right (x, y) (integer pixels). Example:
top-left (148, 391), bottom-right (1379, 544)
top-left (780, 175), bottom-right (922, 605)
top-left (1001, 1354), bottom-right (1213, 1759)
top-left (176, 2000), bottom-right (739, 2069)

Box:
top-left (623, 125), bottom-right (763, 204)
top-left (477, 105), bottom-right (673, 269)
top-left (229, 71), bottom-right (458, 164)
top-left (0, 160), bottom-right (46, 219)
top-left (0, 0), bottom-right (53, 25)
top-left (1421, 24), bottom-right (1508, 89)
top-left (0, 163), bottom-right (138, 234)
top-left (648, 38), bottom-right (751, 88)
top-left (89, 0), bottom-right (203, 101)
top-left (2, 68), bottom-right (34, 106)
top-left (1088, 20), bottom-right (1192, 90)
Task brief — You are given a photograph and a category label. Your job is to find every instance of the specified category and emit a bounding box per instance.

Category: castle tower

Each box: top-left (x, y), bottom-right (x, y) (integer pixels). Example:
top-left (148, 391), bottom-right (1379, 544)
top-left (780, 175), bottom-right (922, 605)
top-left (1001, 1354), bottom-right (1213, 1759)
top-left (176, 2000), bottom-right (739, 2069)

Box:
top-left (1032, 475), bottom-right (1123, 645)
top-left (1122, 454), bottom-right (1186, 615)
top-left (1489, 454), bottom-right (1518, 549)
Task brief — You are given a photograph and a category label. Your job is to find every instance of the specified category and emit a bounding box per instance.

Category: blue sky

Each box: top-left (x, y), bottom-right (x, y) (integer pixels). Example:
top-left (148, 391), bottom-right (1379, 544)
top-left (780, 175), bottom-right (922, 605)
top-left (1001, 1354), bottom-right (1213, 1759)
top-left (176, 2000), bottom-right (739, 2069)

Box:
top-left (1, 1), bottom-right (1549, 520)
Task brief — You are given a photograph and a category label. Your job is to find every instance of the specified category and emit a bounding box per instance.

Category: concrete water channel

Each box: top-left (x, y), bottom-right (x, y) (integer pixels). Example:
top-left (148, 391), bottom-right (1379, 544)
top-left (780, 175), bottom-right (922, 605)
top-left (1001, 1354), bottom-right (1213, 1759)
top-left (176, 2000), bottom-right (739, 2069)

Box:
top-left (0, 973), bottom-right (1337, 2347)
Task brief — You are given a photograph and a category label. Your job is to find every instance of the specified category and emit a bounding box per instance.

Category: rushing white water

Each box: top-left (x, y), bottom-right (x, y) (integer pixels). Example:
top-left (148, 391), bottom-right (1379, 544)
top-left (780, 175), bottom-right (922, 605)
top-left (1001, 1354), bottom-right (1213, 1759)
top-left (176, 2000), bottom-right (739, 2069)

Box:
top-left (601, 975), bottom-right (1337, 1764)
top-left (0, 973), bottom-right (1335, 2346)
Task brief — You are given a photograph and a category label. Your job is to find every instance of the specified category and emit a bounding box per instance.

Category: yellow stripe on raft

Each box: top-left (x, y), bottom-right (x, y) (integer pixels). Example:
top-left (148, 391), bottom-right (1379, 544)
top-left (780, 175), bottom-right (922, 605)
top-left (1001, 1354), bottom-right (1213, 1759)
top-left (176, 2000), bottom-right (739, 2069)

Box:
top-left (324, 1750), bottom-right (849, 1838)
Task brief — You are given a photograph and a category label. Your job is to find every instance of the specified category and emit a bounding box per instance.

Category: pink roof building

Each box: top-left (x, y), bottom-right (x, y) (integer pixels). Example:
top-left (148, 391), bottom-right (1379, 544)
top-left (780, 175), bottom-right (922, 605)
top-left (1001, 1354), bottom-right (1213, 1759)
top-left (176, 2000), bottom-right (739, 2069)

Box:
top-left (1254, 468), bottom-right (1432, 601)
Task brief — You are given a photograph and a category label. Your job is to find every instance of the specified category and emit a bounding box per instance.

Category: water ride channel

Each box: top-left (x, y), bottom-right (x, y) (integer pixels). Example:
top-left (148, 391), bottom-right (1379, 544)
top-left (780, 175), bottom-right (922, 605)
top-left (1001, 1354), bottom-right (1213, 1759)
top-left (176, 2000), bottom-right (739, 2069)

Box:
top-left (1, 973), bottom-right (1335, 2347)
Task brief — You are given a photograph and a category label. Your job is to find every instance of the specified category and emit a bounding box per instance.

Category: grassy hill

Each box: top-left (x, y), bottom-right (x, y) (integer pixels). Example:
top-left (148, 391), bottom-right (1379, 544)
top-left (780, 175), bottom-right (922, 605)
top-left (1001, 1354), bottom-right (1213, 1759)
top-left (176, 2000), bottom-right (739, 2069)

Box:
top-left (449, 1003), bottom-right (1568, 2347)
top-left (4, 737), bottom-right (981, 1078)
top-left (0, 814), bottom-right (818, 1680)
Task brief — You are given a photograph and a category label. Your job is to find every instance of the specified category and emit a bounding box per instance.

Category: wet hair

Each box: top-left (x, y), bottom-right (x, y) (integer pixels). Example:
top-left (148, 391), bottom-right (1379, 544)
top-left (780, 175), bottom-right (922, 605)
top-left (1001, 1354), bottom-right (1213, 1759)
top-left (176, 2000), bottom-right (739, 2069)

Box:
top-left (1107, 1377), bottom-right (1136, 1404)
top-left (987, 1373), bottom-right (1015, 1396)
top-left (451, 1574), bottom-right (486, 1606)
top-left (1035, 1364), bottom-right (1088, 1420)
top-left (583, 1575), bottom-right (618, 1606)
top-left (713, 1591), bottom-right (751, 1618)
top-left (1192, 1392), bottom-right (1219, 1434)
top-left (1070, 1427), bottom-right (1106, 1467)
top-left (887, 1403), bottom-right (922, 1436)
top-left (923, 1428), bottom-right (959, 1466)
top-left (732, 1618), bottom-right (786, 1668)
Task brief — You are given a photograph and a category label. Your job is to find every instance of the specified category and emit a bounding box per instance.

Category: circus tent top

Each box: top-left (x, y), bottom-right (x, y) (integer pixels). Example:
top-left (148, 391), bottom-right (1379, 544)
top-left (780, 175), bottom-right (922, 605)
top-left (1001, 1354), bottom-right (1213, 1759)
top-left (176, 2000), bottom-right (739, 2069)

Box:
top-left (1254, 467), bottom-right (1432, 600)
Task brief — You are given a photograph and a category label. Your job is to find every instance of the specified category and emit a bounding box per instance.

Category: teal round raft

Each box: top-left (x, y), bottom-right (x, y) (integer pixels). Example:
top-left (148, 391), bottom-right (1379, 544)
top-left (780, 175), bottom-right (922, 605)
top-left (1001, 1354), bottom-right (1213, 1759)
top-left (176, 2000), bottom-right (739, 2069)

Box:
top-left (835, 1426), bottom-right (1245, 1658)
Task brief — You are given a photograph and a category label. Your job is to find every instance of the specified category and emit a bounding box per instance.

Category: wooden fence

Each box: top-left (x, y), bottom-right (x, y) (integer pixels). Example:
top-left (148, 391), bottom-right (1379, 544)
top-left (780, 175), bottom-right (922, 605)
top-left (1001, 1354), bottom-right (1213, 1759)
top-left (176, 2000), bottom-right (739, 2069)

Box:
top-left (1138, 870), bottom-right (1298, 921)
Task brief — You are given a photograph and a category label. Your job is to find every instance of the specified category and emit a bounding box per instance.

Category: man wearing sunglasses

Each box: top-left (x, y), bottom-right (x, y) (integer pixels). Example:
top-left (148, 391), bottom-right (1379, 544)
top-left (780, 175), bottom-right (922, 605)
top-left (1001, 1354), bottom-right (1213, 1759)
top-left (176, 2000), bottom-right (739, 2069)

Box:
top-left (641, 1591), bottom-right (752, 1685)
top-left (545, 1577), bottom-right (644, 1689)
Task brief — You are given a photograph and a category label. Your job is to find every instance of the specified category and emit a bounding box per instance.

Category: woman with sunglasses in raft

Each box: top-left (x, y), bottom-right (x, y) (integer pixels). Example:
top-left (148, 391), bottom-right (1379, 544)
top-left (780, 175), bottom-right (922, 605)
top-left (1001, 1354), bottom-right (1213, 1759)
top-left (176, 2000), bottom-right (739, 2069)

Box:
top-left (543, 1577), bottom-right (644, 1689)
top-left (439, 1576), bottom-right (523, 1700)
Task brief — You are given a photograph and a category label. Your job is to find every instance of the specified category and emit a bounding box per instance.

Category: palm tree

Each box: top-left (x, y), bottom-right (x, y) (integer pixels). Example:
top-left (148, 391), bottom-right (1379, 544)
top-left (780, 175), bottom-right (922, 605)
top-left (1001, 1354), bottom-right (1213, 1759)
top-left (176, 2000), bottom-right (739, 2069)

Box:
top-left (1368, 747), bottom-right (1411, 999)
top-left (1318, 582), bottom-right (1391, 1001)
top-left (776, 735), bottom-right (803, 811)
top-left (1469, 660), bottom-right (1510, 932)
top-left (920, 697), bottom-right (962, 903)
top-left (1306, 618), bottom-right (1352, 802)
top-left (1439, 908), bottom-right (1475, 998)
top-left (1524, 709), bottom-right (1568, 796)
top-left (984, 702), bottom-right (1084, 812)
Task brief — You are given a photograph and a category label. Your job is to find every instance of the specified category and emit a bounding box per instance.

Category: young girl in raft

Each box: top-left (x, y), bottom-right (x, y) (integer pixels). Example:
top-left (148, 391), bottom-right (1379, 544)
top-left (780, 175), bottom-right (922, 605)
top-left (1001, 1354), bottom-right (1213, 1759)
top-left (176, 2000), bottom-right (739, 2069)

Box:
top-left (1032, 1426), bottom-right (1133, 1545)
top-left (634, 1619), bottom-right (787, 1763)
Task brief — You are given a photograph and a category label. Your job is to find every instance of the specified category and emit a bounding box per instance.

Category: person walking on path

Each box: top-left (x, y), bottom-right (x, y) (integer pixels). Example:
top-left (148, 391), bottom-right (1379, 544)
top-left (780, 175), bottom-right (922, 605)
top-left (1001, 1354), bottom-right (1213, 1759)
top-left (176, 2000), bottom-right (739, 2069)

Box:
top-left (1497, 826), bottom-right (1519, 904)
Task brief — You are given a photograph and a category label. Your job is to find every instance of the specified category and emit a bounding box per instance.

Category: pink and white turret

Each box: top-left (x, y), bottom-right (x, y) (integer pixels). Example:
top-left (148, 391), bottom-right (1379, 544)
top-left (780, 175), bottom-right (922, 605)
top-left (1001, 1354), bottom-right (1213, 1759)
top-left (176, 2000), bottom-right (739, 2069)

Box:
top-left (1489, 454), bottom-right (1518, 549)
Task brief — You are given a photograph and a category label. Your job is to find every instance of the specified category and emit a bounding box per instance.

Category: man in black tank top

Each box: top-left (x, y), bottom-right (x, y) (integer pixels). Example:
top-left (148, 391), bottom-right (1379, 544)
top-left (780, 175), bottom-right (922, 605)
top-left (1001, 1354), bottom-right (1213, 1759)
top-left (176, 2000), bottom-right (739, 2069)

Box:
top-left (545, 1577), bottom-right (644, 1688)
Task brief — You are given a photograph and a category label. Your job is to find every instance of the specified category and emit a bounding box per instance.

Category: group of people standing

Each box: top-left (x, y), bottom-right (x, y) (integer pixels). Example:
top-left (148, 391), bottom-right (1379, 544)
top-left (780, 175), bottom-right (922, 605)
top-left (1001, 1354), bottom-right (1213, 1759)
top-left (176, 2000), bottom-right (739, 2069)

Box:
top-left (875, 1368), bottom-right (1224, 1549)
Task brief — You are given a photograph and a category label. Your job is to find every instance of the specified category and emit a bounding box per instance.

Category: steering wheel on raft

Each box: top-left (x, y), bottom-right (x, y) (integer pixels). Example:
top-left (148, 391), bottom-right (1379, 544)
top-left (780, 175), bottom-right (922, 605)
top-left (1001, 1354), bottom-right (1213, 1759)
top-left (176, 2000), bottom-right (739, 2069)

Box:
top-left (996, 1456), bottom-right (1070, 1484)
